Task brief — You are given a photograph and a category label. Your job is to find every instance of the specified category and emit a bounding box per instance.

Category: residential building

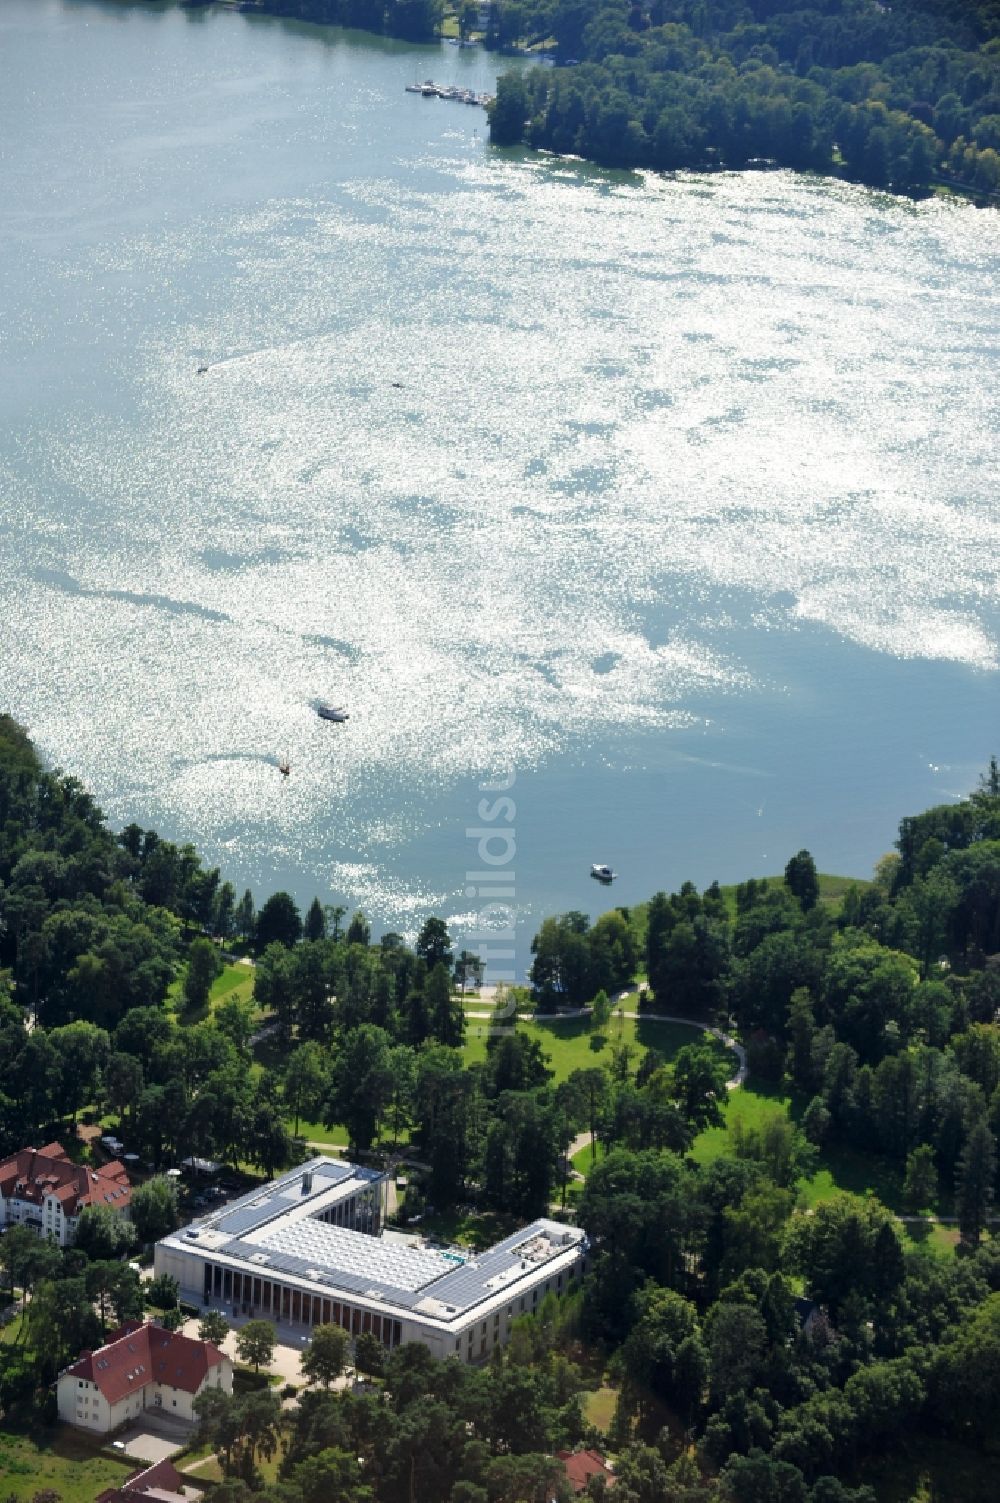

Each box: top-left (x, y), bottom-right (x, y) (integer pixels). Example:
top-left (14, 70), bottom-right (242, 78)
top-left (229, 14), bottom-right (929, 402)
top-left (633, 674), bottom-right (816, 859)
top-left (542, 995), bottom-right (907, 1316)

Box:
top-left (57, 1320), bottom-right (231, 1433)
top-left (97, 1458), bottom-right (202, 1502)
top-left (556, 1448), bottom-right (617, 1494)
top-left (0, 1140), bottom-right (131, 1247)
top-left (154, 1156), bottom-right (588, 1362)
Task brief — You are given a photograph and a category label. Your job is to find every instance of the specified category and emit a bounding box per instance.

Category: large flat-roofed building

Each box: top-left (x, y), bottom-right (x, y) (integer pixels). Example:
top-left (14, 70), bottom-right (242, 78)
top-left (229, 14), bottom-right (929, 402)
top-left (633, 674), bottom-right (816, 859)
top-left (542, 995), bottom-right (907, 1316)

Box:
top-left (154, 1157), bottom-right (587, 1362)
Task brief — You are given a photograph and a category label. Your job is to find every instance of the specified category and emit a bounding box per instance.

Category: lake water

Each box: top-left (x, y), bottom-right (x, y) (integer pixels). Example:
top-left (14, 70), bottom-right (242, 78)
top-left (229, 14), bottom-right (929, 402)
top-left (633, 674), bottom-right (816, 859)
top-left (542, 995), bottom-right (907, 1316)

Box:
top-left (1, 0), bottom-right (997, 976)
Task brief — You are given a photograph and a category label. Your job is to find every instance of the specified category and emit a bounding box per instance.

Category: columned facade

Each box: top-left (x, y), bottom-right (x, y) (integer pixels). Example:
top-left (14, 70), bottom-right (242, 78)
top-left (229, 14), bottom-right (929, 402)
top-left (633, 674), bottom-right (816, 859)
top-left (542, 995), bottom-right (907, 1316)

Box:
top-left (200, 1259), bottom-right (403, 1347)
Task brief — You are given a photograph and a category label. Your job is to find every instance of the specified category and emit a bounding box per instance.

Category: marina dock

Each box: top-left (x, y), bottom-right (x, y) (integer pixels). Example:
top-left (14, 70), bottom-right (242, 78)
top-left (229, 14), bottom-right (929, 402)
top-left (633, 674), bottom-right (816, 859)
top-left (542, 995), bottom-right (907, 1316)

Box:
top-left (405, 80), bottom-right (494, 107)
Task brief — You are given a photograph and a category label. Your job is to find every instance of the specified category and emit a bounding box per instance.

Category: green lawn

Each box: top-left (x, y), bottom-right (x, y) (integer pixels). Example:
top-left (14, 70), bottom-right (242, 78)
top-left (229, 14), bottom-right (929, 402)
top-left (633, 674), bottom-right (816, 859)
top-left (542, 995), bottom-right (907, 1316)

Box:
top-left (211, 963), bottom-right (256, 1005)
top-left (720, 871), bottom-right (869, 919)
top-left (572, 1142), bottom-right (598, 1175)
top-left (685, 1079), bottom-right (960, 1255)
top-left (583, 1385), bottom-right (618, 1433)
top-left (171, 960), bottom-right (256, 1023)
top-left (462, 1014), bottom-right (736, 1085)
top-left (1, 1312), bottom-right (26, 1345)
top-left (183, 1454), bottom-right (225, 1484)
top-left (799, 1143), bottom-right (908, 1213)
top-left (899, 1221), bottom-right (960, 1257)
top-left (688, 1079), bottom-right (795, 1168)
top-left (0, 1420), bottom-right (134, 1502)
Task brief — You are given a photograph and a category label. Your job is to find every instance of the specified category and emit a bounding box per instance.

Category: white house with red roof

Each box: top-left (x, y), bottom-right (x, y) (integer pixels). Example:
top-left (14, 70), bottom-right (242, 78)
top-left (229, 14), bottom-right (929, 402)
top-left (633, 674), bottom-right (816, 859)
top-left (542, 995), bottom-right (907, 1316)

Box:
top-left (57, 1320), bottom-right (231, 1433)
top-left (0, 1140), bottom-right (131, 1247)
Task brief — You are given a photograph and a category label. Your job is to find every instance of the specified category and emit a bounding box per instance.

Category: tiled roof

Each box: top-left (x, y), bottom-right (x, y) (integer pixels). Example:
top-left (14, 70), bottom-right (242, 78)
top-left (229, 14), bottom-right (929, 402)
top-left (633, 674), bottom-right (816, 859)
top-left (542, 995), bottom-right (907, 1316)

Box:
top-left (0, 1142), bottom-right (131, 1217)
top-left (96, 1457), bottom-right (196, 1501)
top-left (64, 1321), bottom-right (225, 1406)
top-left (556, 1449), bottom-right (616, 1494)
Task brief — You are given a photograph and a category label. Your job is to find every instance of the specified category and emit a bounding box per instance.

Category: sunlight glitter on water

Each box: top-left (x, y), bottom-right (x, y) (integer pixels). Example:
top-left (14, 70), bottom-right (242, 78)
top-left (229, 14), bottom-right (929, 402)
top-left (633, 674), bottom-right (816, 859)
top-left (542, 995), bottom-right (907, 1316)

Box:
top-left (0, 7), bottom-right (997, 936)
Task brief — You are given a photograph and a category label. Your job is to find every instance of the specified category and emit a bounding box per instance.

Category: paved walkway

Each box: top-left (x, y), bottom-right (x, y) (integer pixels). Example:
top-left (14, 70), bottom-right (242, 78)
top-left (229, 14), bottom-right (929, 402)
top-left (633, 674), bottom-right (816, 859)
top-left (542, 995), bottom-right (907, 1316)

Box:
top-left (179, 1317), bottom-right (306, 1385)
top-left (115, 1413), bottom-right (194, 1464)
top-left (616, 1009), bottom-right (747, 1088)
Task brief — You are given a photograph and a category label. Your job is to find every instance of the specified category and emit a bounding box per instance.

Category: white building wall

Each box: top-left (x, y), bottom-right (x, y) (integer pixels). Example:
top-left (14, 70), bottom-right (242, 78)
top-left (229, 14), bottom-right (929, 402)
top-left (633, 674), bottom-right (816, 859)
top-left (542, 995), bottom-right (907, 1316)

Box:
top-left (57, 1374), bottom-right (112, 1431)
top-left (146, 1358), bottom-right (232, 1421)
top-left (154, 1242), bottom-right (199, 1302)
top-left (109, 1390), bottom-right (147, 1429)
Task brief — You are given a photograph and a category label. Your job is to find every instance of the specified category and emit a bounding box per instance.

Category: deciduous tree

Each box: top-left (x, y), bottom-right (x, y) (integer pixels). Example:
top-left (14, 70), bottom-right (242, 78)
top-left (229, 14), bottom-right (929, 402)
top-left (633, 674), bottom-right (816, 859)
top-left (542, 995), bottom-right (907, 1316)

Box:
top-left (235, 1319), bottom-right (277, 1374)
top-left (301, 1323), bottom-right (350, 1387)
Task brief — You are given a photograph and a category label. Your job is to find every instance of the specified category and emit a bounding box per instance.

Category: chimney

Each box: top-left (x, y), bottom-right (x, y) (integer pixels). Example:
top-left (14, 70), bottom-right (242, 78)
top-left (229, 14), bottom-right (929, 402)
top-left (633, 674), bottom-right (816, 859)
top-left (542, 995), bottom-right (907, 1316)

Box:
top-left (301, 1172), bottom-right (313, 1195)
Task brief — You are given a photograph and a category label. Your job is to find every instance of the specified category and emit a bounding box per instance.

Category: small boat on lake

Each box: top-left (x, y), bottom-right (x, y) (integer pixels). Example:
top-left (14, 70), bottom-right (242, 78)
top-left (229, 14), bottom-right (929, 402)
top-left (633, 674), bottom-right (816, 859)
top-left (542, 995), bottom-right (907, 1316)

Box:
top-left (317, 704), bottom-right (350, 723)
top-left (591, 863), bottom-right (615, 883)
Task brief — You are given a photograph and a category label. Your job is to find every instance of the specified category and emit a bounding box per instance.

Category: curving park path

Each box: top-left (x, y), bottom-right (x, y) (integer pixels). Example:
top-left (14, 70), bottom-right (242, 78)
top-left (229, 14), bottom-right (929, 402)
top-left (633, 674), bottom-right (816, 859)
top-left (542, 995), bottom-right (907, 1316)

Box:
top-left (561, 999), bottom-right (747, 1169)
top-left (618, 1009), bottom-right (747, 1089)
top-left (469, 988), bottom-right (747, 1089)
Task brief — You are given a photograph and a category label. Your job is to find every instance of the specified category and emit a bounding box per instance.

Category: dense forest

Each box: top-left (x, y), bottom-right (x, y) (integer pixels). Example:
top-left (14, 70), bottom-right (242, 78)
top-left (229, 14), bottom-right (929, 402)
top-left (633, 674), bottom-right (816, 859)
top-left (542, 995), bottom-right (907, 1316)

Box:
top-left (2, 712), bottom-right (1000, 1500)
top-left (489, 0), bottom-right (1000, 192)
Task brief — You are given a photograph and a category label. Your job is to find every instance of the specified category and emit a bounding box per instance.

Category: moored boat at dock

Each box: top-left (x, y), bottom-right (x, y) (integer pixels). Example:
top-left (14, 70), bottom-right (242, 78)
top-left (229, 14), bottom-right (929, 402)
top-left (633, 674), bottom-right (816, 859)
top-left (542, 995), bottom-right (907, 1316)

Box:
top-left (406, 81), bottom-right (492, 107)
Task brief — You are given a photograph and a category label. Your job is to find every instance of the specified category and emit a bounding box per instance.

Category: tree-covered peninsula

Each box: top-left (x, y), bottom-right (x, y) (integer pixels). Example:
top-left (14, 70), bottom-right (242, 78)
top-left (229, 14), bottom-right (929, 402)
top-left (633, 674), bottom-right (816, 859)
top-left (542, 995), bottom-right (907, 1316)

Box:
top-left (488, 0), bottom-right (1000, 193)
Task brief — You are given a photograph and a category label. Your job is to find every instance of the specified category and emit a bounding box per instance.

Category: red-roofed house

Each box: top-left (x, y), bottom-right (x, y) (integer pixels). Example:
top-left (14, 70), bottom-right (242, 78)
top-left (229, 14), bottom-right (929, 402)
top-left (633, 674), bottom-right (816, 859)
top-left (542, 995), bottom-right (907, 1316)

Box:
top-left (0, 1141), bottom-right (131, 1246)
top-left (556, 1449), bottom-right (616, 1495)
top-left (58, 1320), bottom-right (231, 1433)
top-left (96, 1458), bottom-right (202, 1502)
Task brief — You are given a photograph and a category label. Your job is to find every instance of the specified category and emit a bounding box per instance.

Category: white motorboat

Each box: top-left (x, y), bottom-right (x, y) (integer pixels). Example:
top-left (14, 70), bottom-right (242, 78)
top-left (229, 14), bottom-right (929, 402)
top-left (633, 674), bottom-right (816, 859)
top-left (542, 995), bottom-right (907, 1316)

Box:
top-left (591, 863), bottom-right (615, 882)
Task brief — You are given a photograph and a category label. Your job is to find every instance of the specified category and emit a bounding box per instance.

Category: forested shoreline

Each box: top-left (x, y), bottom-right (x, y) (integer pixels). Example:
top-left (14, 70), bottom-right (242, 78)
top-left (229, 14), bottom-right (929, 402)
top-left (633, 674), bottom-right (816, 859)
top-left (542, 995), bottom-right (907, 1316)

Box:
top-left (488, 0), bottom-right (1000, 194)
top-left (2, 713), bottom-right (1000, 1500)
top-left (181, 0), bottom-right (1000, 197)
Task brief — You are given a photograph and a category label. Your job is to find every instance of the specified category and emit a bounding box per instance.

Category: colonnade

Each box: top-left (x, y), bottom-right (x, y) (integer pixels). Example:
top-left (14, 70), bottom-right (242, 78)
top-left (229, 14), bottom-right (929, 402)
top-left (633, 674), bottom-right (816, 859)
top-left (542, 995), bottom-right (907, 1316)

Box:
top-left (201, 1260), bottom-right (403, 1347)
